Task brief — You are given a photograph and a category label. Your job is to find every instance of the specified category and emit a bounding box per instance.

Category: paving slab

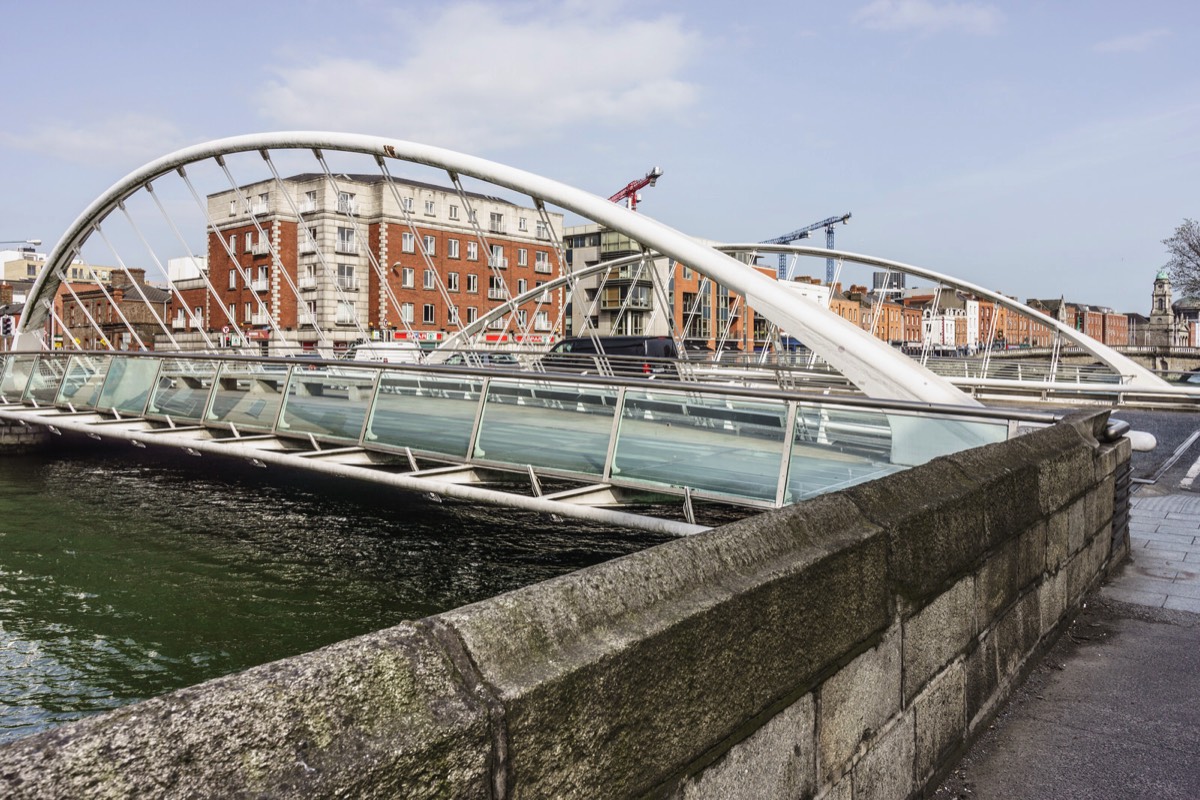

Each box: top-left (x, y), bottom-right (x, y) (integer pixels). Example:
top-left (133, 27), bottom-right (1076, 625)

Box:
top-left (935, 598), bottom-right (1200, 800)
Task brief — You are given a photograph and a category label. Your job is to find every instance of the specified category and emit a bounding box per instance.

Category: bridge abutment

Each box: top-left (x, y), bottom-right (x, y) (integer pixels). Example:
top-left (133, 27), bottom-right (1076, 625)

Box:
top-left (0, 419), bottom-right (50, 454)
top-left (0, 410), bottom-right (1130, 799)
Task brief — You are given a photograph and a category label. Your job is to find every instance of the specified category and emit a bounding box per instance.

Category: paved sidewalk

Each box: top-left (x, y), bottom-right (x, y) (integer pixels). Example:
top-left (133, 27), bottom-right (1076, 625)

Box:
top-left (1101, 493), bottom-right (1200, 613)
top-left (935, 492), bottom-right (1200, 800)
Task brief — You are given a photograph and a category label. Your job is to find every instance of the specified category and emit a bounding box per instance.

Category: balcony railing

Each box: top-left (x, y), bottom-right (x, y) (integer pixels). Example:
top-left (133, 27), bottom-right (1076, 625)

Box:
top-left (534, 261), bottom-right (552, 273)
top-left (487, 288), bottom-right (508, 300)
top-left (250, 202), bottom-right (269, 216)
top-left (488, 257), bottom-right (508, 269)
top-left (171, 318), bottom-right (186, 330)
top-left (336, 277), bottom-right (359, 292)
top-left (300, 200), bottom-right (317, 213)
top-left (251, 277), bottom-right (269, 292)
top-left (251, 241), bottom-right (270, 256)
top-left (335, 243), bottom-right (358, 255)
top-left (299, 275), bottom-right (317, 290)
top-left (251, 312), bottom-right (270, 326)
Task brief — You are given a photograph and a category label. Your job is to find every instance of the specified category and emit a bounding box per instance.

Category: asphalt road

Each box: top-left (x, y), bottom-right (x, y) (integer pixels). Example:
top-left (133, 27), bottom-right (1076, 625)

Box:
top-left (1109, 408), bottom-right (1200, 492)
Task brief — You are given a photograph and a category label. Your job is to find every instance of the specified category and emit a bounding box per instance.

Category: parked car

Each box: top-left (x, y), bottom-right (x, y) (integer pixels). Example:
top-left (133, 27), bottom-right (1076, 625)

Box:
top-left (348, 341), bottom-right (423, 365)
top-left (442, 351), bottom-right (521, 369)
top-left (540, 336), bottom-right (680, 378)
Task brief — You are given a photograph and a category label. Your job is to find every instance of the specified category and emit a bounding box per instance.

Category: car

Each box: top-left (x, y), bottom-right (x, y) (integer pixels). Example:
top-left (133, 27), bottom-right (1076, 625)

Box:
top-left (540, 336), bottom-right (681, 378)
top-left (442, 351), bottom-right (521, 369)
top-left (348, 341), bottom-right (423, 364)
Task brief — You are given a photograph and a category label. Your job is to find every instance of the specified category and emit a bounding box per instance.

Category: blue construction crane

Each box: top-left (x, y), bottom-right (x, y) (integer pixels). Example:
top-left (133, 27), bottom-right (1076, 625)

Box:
top-left (762, 213), bottom-right (852, 284)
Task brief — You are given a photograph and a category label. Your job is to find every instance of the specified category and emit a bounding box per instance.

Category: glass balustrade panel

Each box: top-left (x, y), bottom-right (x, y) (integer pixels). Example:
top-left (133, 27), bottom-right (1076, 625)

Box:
top-left (56, 355), bottom-right (111, 409)
top-left (278, 366), bottom-right (378, 443)
top-left (786, 403), bottom-right (1010, 503)
top-left (1, 355), bottom-right (36, 401)
top-left (95, 357), bottom-right (162, 415)
top-left (474, 380), bottom-right (617, 475)
top-left (147, 359), bottom-right (219, 422)
top-left (205, 361), bottom-right (288, 431)
top-left (365, 372), bottom-right (484, 458)
top-left (612, 389), bottom-right (788, 502)
top-left (24, 356), bottom-right (69, 404)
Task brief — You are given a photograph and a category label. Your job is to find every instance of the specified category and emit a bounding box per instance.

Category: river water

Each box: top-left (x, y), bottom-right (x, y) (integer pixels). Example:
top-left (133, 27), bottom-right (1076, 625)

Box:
top-left (0, 447), bottom-right (669, 744)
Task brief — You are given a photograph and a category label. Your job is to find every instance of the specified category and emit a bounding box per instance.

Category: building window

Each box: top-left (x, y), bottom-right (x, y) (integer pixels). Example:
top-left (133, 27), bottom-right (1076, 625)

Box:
top-left (488, 276), bottom-right (506, 300)
top-left (535, 310), bottom-right (550, 331)
top-left (448, 239), bottom-right (460, 259)
top-left (337, 264), bottom-right (356, 291)
top-left (303, 190), bottom-right (317, 213)
top-left (449, 204), bottom-right (459, 220)
top-left (338, 192), bottom-right (355, 214)
top-left (227, 302), bottom-right (236, 322)
top-left (423, 235), bottom-right (436, 257)
top-left (228, 269), bottom-right (238, 290)
top-left (536, 221), bottom-right (549, 240)
top-left (518, 217), bottom-right (528, 232)
top-left (447, 272), bottom-right (460, 292)
top-left (517, 248), bottom-right (527, 266)
top-left (535, 251), bottom-right (551, 273)
top-left (423, 269), bottom-right (436, 290)
top-left (336, 300), bottom-right (355, 325)
top-left (449, 305), bottom-right (460, 325)
top-left (467, 274), bottom-right (478, 294)
top-left (517, 278), bottom-right (527, 296)
top-left (489, 212), bottom-right (504, 234)
top-left (517, 310), bottom-right (527, 327)
top-left (401, 267), bottom-right (414, 288)
top-left (422, 304), bottom-right (436, 324)
top-left (401, 197), bottom-right (413, 213)
top-left (490, 245), bottom-right (505, 268)
top-left (229, 233), bottom-right (237, 252)
top-left (229, 200), bottom-right (237, 217)
top-left (424, 199), bottom-right (435, 216)
top-left (243, 302), bottom-right (252, 323)
top-left (468, 209), bottom-right (477, 224)
top-left (400, 302), bottom-right (414, 323)
top-left (467, 242), bottom-right (478, 261)
top-left (336, 227), bottom-right (356, 254)
top-left (301, 226), bottom-right (317, 253)
top-left (402, 232), bottom-right (415, 253)
top-left (467, 307), bottom-right (478, 323)
top-left (304, 300), bottom-right (317, 326)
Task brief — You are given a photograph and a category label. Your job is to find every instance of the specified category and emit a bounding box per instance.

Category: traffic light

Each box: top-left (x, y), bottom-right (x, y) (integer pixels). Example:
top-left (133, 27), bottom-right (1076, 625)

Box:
top-left (1, 316), bottom-right (13, 337)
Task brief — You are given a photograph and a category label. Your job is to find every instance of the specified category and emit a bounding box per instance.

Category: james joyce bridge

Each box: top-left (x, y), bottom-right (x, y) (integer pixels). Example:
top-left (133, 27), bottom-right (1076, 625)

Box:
top-left (0, 133), bottom-right (1155, 798)
top-left (0, 132), bottom-right (1167, 533)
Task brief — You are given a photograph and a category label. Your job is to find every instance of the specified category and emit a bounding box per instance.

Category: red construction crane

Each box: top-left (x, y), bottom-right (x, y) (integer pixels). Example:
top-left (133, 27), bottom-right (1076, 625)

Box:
top-left (609, 166), bottom-right (663, 212)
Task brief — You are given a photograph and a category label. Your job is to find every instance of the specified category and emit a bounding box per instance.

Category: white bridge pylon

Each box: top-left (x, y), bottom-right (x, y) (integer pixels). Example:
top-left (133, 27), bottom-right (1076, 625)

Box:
top-left (18, 131), bottom-right (973, 406)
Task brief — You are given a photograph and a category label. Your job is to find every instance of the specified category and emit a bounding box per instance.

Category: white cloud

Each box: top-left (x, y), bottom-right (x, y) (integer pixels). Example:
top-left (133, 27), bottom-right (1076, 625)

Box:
top-left (853, 0), bottom-right (1002, 36)
top-left (256, 2), bottom-right (702, 152)
top-left (0, 114), bottom-right (187, 169)
top-left (1093, 28), bottom-right (1170, 54)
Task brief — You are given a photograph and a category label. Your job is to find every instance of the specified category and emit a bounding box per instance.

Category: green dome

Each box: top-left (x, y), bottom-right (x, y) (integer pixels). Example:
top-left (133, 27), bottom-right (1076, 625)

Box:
top-left (1157, 268), bottom-right (1171, 280)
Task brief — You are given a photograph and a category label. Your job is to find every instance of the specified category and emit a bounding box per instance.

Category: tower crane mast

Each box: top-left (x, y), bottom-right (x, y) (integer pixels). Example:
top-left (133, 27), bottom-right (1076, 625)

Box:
top-left (609, 166), bottom-right (663, 212)
top-left (763, 213), bottom-right (852, 284)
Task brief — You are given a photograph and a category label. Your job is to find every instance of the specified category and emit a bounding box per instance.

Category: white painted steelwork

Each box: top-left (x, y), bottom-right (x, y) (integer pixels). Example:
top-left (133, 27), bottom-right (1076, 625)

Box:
top-left (18, 132), bottom-right (971, 405)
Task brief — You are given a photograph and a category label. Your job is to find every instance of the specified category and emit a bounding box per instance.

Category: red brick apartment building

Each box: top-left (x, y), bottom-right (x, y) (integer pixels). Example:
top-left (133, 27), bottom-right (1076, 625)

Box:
top-left (169, 174), bottom-right (563, 354)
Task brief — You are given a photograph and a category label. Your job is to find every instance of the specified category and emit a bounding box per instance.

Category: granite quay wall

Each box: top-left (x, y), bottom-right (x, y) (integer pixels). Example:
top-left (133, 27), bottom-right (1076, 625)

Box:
top-left (0, 419), bottom-right (50, 454)
top-left (0, 409), bottom-right (1130, 799)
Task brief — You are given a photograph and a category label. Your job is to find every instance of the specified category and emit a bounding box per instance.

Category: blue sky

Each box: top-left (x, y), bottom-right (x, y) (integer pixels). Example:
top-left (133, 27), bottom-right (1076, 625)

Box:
top-left (1, 0), bottom-right (1196, 312)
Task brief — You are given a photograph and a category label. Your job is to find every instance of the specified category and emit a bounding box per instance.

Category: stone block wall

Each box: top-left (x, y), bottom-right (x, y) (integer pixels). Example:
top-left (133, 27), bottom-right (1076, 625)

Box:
top-left (0, 410), bottom-right (1129, 799)
top-left (0, 419), bottom-right (49, 454)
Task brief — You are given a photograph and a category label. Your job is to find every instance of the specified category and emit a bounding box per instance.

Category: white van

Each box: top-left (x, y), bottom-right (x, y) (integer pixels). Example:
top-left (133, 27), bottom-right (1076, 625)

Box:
top-left (348, 341), bottom-right (423, 364)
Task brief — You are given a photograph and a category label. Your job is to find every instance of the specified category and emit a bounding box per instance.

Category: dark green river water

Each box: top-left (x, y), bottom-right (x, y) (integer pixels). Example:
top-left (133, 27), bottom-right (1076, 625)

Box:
top-left (0, 448), bottom-right (668, 744)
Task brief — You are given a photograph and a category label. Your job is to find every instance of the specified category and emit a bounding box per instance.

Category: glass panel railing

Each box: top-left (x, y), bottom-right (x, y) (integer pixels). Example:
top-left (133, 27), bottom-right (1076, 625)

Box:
top-left (364, 372), bottom-right (484, 458)
top-left (474, 380), bottom-right (618, 475)
top-left (784, 404), bottom-right (1009, 503)
top-left (24, 356), bottom-right (69, 404)
top-left (95, 357), bottom-right (162, 415)
top-left (612, 390), bottom-right (788, 502)
top-left (277, 366), bottom-right (378, 443)
top-left (205, 361), bottom-right (288, 432)
top-left (0, 355), bottom-right (36, 402)
top-left (57, 355), bottom-right (112, 409)
top-left (147, 359), bottom-right (219, 422)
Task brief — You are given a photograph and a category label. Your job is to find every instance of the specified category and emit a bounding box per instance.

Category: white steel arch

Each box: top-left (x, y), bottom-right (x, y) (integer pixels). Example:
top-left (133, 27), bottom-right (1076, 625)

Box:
top-left (19, 132), bottom-right (972, 405)
top-left (728, 244), bottom-right (1168, 390)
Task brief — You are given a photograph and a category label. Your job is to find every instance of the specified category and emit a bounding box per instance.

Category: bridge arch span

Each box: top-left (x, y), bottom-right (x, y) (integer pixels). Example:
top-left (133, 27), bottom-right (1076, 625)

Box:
top-left (20, 132), bottom-right (971, 405)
